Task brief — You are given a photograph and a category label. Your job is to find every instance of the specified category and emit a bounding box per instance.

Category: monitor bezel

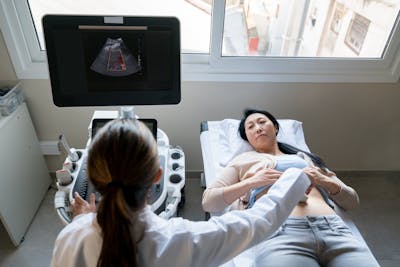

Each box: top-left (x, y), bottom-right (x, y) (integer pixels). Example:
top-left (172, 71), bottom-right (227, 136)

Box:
top-left (43, 15), bottom-right (181, 107)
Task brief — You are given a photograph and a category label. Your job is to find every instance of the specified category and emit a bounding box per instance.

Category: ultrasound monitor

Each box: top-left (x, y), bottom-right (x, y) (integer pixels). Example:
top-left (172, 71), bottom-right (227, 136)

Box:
top-left (42, 15), bottom-right (181, 106)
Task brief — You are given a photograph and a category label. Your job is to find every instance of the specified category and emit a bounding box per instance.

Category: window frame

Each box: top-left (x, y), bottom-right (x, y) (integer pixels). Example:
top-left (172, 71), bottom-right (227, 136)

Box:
top-left (1, 0), bottom-right (400, 82)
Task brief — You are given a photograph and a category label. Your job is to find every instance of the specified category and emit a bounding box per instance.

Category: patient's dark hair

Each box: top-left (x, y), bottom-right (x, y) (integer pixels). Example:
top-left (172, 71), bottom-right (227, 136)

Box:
top-left (238, 108), bottom-right (327, 169)
top-left (87, 119), bottom-right (159, 267)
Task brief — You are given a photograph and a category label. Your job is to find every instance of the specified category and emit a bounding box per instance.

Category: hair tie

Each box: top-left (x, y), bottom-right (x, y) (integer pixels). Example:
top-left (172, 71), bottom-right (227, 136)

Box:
top-left (107, 181), bottom-right (123, 188)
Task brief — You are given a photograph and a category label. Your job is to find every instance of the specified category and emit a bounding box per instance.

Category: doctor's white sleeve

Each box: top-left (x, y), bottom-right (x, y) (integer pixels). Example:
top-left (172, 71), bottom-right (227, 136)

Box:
top-left (156, 168), bottom-right (310, 267)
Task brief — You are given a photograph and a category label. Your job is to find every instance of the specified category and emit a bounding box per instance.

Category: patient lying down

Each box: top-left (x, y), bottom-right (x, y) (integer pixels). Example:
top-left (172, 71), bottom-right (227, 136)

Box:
top-left (202, 109), bottom-right (379, 267)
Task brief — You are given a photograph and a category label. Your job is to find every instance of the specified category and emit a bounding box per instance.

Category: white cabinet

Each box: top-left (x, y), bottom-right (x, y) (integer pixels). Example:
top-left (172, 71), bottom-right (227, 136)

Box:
top-left (0, 103), bottom-right (51, 246)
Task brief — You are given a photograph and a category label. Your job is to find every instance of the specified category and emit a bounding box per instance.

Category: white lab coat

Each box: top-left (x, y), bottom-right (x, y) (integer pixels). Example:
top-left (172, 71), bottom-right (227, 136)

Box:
top-left (51, 168), bottom-right (310, 267)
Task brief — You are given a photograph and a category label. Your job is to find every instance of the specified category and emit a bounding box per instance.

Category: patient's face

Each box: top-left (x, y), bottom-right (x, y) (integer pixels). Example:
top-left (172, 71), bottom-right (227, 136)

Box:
top-left (245, 113), bottom-right (278, 153)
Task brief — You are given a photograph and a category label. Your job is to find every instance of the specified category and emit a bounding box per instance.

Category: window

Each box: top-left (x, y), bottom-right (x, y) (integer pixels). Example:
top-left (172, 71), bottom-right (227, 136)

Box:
top-left (222, 0), bottom-right (396, 58)
top-left (1, 0), bottom-right (400, 82)
top-left (27, 0), bottom-right (211, 54)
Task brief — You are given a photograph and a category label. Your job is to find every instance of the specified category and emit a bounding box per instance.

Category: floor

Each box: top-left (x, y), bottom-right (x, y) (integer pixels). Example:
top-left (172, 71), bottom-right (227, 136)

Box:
top-left (340, 172), bottom-right (400, 267)
top-left (0, 174), bottom-right (399, 267)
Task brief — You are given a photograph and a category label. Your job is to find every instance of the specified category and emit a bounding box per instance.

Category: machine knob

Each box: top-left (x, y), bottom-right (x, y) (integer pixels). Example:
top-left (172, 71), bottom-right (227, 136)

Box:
top-left (169, 174), bottom-right (182, 184)
top-left (56, 169), bottom-right (73, 186)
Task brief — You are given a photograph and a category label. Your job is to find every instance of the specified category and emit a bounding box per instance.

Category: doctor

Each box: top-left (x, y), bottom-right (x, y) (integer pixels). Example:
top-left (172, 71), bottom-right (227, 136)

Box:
top-left (50, 119), bottom-right (311, 267)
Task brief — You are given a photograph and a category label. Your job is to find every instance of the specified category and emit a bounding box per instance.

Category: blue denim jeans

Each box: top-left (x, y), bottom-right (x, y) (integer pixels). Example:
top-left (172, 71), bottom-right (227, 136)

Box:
top-left (253, 215), bottom-right (380, 267)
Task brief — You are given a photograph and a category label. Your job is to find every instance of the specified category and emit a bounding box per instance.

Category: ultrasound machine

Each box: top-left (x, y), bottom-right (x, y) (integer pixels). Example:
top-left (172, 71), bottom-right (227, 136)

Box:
top-left (42, 15), bottom-right (185, 224)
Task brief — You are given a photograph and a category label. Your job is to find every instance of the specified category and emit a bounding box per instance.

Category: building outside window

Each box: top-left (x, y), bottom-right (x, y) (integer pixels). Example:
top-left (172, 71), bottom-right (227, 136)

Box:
top-left (345, 13), bottom-right (371, 55)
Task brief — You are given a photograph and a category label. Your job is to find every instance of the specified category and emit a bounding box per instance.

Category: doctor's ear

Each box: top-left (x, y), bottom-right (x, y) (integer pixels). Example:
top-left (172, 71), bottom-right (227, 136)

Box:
top-left (152, 168), bottom-right (162, 184)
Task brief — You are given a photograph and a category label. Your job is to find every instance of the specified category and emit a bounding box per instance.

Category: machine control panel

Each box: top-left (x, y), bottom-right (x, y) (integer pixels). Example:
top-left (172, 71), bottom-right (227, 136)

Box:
top-left (54, 116), bottom-right (185, 224)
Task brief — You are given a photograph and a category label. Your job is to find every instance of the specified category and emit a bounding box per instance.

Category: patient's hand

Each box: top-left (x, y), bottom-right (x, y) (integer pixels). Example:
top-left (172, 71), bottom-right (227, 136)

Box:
top-left (247, 168), bottom-right (282, 188)
top-left (304, 167), bottom-right (341, 195)
top-left (303, 167), bottom-right (326, 184)
top-left (71, 192), bottom-right (96, 218)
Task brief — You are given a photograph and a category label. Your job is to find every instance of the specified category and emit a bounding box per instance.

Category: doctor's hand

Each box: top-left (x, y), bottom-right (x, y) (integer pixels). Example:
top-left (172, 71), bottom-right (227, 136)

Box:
top-left (71, 192), bottom-right (96, 218)
top-left (247, 168), bottom-right (282, 188)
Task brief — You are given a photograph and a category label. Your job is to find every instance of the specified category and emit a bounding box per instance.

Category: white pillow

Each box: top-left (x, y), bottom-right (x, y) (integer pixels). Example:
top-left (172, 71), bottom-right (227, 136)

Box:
top-left (208, 119), bottom-right (310, 167)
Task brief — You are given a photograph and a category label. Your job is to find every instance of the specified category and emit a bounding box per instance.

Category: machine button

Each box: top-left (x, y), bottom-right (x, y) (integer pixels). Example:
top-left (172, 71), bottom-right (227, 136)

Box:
top-left (171, 152), bottom-right (181, 159)
top-left (172, 163), bottom-right (180, 171)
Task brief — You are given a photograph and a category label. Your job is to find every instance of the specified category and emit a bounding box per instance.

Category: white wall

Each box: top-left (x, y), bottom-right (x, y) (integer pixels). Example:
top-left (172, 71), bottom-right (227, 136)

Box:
top-left (1, 30), bottom-right (400, 172)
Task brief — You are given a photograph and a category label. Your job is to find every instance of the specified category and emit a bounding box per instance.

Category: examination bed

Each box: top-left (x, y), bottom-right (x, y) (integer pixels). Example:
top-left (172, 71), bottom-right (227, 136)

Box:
top-left (200, 118), bottom-right (379, 267)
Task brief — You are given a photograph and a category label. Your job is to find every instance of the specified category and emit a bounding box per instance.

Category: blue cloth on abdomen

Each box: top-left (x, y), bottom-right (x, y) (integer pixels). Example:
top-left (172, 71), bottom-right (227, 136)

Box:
top-left (275, 154), bottom-right (308, 172)
top-left (247, 155), bottom-right (308, 208)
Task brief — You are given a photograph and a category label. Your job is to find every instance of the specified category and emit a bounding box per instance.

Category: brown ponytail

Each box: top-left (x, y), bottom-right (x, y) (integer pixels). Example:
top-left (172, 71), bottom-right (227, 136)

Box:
top-left (87, 119), bottom-right (160, 267)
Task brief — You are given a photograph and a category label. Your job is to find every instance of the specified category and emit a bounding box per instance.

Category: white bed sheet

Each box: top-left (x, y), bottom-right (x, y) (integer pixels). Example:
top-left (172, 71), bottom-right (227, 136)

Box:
top-left (201, 119), bottom-right (309, 187)
top-left (200, 119), bottom-right (378, 267)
